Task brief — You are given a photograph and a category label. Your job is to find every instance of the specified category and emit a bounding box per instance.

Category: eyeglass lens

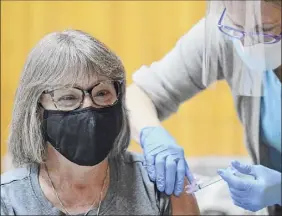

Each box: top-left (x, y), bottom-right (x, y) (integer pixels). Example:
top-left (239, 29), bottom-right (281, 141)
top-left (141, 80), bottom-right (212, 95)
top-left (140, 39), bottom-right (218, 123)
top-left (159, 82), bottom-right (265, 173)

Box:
top-left (50, 80), bottom-right (120, 110)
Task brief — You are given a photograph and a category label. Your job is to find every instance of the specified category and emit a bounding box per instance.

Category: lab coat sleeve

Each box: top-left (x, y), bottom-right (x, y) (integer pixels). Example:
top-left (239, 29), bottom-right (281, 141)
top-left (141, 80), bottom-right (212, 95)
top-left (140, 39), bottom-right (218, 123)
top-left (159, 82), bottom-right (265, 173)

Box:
top-left (132, 18), bottom-right (222, 120)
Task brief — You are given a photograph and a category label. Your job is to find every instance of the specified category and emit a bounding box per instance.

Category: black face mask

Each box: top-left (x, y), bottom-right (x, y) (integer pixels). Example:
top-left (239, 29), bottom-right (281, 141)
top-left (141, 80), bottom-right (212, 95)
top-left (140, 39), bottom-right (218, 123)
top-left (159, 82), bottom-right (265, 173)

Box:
top-left (42, 102), bottom-right (122, 166)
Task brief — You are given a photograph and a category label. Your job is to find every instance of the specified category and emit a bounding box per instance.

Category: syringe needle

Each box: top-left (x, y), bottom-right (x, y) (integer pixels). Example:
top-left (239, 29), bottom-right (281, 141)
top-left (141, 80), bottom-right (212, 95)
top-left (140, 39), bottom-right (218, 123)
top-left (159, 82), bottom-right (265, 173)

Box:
top-left (185, 177), bottom-right (223, 194)
top-left (198, 178), bottom-right (223, 189)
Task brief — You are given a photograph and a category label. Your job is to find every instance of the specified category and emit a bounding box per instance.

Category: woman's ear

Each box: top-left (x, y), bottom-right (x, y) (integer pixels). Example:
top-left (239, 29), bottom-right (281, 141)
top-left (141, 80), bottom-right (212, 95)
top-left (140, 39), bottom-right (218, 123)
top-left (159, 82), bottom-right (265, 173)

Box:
top-left (39, 94), bottom-right (48, 108)
top-left (37, 94), bottom-right (46, 119)
top-left (38, 104), bottom-right (44, 119)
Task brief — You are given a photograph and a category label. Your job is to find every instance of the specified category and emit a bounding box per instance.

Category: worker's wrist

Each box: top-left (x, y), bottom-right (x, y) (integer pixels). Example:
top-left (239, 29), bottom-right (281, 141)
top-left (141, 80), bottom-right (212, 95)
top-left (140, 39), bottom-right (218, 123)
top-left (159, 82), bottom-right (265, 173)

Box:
top-left (139, 126), bottom-right (163, 147)
top-left (263, 177), bottom-right (282, 206)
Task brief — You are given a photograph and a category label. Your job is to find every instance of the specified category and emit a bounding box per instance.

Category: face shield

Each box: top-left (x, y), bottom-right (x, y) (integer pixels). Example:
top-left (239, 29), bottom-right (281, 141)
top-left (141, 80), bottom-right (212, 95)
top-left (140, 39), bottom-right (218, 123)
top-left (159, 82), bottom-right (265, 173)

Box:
top-left (203, 0), bottom-right (281, 96)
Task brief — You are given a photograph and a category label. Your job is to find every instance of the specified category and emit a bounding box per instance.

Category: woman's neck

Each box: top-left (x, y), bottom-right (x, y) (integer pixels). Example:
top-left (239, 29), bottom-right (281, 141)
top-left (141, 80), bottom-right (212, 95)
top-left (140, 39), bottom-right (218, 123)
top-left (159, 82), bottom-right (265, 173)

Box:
top-left (39, 145), bottom-right (110, 214)
top-left (43, 145), bottom-right (108, 187)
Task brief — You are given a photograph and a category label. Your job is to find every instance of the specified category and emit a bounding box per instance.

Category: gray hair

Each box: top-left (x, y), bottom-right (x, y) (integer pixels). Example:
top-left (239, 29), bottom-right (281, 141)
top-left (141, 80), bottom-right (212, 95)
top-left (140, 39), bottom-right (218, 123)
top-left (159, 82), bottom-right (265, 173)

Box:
top-left (8, 29), bottom-right (130, 167)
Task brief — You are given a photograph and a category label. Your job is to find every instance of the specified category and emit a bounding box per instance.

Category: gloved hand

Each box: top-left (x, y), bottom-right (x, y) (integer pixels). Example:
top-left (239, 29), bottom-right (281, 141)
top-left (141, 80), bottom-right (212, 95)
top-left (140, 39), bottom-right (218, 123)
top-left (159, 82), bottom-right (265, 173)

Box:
top-left (217, 160), bottom-right (282, 212)
top-left (140, 126), bottom-right (194, 196)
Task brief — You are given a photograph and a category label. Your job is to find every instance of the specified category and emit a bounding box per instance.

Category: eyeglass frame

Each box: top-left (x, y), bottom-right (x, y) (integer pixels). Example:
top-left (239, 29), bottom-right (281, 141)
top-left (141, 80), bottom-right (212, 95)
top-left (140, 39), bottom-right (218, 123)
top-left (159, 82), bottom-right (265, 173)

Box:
top-left (41, 79), bottom-right (124, 111)
top-left (217, 8), bottom-right (282, 44)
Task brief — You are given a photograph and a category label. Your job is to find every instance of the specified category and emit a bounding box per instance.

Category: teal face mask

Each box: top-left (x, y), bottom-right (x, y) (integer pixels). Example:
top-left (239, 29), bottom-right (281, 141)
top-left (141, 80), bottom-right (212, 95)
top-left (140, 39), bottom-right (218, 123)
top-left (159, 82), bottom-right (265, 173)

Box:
top-left (260, 70), bottom-right (281, 152)
top-left (233, 40), bottom-right (281, 72)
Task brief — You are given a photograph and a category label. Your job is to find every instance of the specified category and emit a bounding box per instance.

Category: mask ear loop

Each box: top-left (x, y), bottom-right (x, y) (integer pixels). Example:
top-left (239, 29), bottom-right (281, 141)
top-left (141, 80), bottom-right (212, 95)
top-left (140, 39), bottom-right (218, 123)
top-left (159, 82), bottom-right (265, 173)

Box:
top-left (40, 108), bottom-right (62, 152)
top-left (112, 80), bottom-right (123, 105)
top-left (39, 106), bottom-right (49, 146)
top-left (37, 94), bottom-right (52, 147)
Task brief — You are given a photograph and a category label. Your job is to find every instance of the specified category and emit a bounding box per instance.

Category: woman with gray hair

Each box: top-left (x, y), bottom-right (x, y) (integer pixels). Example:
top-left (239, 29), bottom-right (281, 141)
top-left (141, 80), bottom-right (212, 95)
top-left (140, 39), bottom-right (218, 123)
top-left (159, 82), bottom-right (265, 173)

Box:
top-left (0, 30), bottom-right (200, 215)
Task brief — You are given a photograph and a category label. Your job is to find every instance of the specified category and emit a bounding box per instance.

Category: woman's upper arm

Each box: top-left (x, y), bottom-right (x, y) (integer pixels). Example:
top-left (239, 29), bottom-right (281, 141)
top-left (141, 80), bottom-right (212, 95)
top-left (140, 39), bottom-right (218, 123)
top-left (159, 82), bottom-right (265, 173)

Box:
top-left (170, 178), bottom-right (200, 215)
top-left (157, 178), bottom-right (200, 215)
top-left (132, 18), bottom-right (207, 120)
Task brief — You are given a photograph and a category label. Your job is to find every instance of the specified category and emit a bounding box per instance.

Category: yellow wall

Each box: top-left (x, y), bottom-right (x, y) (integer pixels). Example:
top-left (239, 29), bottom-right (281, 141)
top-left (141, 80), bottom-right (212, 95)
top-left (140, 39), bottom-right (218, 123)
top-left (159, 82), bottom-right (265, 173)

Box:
top-left (1, 1), bottom-right (247, 162)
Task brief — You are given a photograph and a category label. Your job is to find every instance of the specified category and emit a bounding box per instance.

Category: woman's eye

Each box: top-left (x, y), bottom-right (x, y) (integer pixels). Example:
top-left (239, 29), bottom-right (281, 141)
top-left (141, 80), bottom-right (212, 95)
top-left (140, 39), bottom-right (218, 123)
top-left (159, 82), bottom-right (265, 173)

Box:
top-left (59, 95), bottom-right (77, 101)
top-left (95, 90), bottom-right (110, 97)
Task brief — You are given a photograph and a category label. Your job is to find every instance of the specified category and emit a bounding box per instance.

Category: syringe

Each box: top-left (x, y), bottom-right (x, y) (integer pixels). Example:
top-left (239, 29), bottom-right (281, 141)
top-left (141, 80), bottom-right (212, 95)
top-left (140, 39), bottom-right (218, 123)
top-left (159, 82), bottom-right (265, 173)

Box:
top-left (185, 176), bottom-right (223, 194)
top-left (185, 167), bottom-right (255, 194)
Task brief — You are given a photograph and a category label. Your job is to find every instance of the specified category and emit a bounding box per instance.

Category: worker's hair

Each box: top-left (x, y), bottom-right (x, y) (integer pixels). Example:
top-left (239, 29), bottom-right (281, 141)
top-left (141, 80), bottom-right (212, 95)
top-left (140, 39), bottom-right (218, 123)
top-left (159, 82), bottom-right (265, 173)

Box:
top-left (8, 29), bottom-right (130, 167)
top-left (264, 0), bottom-right (281, 6)
top-left (223, 0), bottom-right (281, 9)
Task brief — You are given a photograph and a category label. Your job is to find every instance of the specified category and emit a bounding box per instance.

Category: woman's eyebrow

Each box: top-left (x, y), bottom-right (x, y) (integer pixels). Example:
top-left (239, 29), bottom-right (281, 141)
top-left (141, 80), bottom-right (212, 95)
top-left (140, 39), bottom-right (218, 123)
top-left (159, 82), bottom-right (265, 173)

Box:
top-left (75, 79), bottom-right (109, 90)
top-left (85, 83), bottom-right (100, 91)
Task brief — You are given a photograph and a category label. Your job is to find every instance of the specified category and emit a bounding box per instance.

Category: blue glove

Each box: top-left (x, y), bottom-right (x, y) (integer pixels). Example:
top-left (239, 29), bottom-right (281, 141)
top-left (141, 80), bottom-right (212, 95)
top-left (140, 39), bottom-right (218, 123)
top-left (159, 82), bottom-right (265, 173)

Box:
top-left (218, 160), bottom-right (282, 212)
top-left (140, 126), bottom-right (194, 196)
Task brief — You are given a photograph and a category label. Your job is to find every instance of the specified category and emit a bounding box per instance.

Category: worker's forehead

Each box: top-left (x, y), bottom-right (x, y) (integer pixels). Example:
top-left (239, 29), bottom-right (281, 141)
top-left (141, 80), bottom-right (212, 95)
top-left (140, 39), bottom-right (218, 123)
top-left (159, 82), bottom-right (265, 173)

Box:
top-left (225, 1), bottom-right (281, 25)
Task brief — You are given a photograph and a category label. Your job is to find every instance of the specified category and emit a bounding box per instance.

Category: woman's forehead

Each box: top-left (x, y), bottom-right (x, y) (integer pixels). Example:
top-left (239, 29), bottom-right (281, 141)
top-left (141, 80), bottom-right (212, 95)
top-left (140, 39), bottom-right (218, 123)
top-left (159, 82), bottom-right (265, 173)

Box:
top-left (48, 74), bottom-right (110, 90)
top-left (72, 75), bottom-right (110, 89)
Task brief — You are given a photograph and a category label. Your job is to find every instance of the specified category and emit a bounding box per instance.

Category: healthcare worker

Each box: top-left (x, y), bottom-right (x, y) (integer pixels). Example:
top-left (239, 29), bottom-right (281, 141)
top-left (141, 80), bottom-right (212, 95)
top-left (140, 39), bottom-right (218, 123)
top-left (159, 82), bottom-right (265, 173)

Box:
top-left (126, 0), bottom-right (281, 214)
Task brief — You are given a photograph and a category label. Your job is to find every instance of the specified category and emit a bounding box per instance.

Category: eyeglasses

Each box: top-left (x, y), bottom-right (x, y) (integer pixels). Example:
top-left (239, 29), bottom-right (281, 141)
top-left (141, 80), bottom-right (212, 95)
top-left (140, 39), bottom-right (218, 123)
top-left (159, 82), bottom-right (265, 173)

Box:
top-left (217, 8), bottom-right (282, 44)
top-left (42, 80), bottom-right (123, 111)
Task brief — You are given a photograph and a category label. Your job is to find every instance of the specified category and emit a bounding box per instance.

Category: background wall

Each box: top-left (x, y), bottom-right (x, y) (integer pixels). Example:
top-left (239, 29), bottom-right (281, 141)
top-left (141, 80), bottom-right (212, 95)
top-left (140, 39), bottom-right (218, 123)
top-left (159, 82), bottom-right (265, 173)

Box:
top-left (1, 1), bottom-right (248, 168)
